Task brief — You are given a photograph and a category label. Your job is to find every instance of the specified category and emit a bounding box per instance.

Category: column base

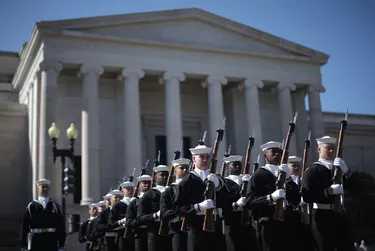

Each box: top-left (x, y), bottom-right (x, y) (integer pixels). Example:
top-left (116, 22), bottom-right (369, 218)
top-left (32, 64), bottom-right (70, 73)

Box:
top-left (80, 198), bottom-right (94, 206)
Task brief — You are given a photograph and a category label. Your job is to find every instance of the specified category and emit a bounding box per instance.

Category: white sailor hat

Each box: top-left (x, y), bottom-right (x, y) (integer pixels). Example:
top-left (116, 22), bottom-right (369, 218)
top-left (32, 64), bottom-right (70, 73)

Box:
top-left (189, 145), bottom-right (212, 155)
top-left (36, 179), bottom-right (51, 186)
top-left (96, 201), bottom-right (105, 207)
top-left (260, 141), bottom-right (282, 152)
top-left (316, 136), bottom-right (337, 145)
top-left (110, 190), bottom-right (123, 196)
top-left (137, 175), bottom-right (152, 182)
top-left (89, 203), bottom-right (97, 209)
top-left (153, 164), bottom-right (170, 172)
top-left (288, 156), bottom-right (302, 163)
top-left (120, 181), bottom-right (135, 188)
top-left (172, 158), bottom-right (191, 167)
top-left (103, 193), bottom-right (112, 200)
top-left (223, 155), bottom-right (243, 164)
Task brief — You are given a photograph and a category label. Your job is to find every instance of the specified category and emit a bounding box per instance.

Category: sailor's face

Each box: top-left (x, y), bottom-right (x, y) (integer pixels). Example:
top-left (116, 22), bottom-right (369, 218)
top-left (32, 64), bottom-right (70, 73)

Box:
top-left (97, 207), bottom-right (103, 212)
top-left (37, 184), bottom-right (49, 197)
top-left (110, 195), bottom-right (119, 205)
top-left (104, 199), bottom-right (111, 207)
top-left (193, 154), bottom-right (210, 170)
top-left (264, 148), bottom-right (281, 165)
top-left (227, 161), bottom-right (242, 175)
top-left (155, 171), bottom-right (168, 186)
top-left (288, 162), bottom-right (300, 175)
top-left (174, 165), bottom-right (189, 179)
top-left (140, 181), bottom-right (151, 192)
top-left (318, 143), bottom-right (334, 160)
top-left (122, 186), bottom-right (134, 197)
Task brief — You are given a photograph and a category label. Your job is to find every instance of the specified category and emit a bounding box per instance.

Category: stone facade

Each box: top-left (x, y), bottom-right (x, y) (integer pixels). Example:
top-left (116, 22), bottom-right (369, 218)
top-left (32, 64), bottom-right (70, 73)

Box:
top-left (0, 8), bottom-right (374, 251)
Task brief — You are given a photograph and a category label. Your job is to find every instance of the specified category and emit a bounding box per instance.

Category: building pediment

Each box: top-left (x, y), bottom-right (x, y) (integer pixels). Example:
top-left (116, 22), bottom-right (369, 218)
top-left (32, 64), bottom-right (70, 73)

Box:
top-left (37, 8), bottom-right (328, 64)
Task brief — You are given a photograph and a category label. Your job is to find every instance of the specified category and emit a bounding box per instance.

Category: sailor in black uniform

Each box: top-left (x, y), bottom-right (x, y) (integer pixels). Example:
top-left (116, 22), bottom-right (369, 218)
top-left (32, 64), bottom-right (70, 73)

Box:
top-left (125, 174), bottom-right (152, 251)
top-left (19, 179), bottom-right (66, 251)
top-left (79, 203), bottom-right (99, 250)
top-left (245, 141), bottom-right (301, 251)
top-left (221, 155), bottom-right (258, 251)
top-left (160, 158), bottom-right (190, 251)
top-left (137, 164), bottom-right (172, 251)
top-left (107, 189), bottom-right (124, 251)
top-left (302, 136), bottom-right (353, 251)
top-left (109, 180), bottom-right (135, 251)
top-left (174, 143), bottom-right (229, 251)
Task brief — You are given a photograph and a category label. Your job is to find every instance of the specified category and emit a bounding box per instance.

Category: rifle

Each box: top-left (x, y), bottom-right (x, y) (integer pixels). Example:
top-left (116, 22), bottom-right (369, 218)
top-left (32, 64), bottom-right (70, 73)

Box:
top-left (332, 110), bottom-right (349, 214)
top-left (123, 161), bottom-right (148, 238)
top-left (181, 130), bottom-right (207, 232)
top-left (252, 155), bottom-right (260, 175)
top-left (240, 131), bottom-right (255, 225)
top-left (203, 118), bottom-right (226, 232)
top-left (300, 130), bottom-right (311, 224)
top-left (220, 145), bottom-right (231, 176)
top-left (151, 151), bottom-right (161, 187)
top-left (274, 112), bottom-right (298, 221)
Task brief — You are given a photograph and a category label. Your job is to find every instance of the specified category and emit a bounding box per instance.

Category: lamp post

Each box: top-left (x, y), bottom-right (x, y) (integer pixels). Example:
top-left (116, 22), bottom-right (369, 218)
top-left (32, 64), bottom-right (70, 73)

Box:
top-left (48, 122), bottom-right (79, 223)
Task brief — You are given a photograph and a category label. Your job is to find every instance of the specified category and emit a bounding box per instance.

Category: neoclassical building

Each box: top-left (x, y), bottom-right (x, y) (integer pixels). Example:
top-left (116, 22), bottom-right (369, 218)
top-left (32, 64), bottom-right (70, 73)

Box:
top-left (1, 8), bottom-right (375, 250)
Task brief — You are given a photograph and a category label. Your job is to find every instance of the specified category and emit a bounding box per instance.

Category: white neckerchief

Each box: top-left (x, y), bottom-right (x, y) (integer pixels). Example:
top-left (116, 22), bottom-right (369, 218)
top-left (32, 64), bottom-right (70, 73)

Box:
top-left (139, 192), bottom-right (145, 198)
top-left (38, 196), bottom-right (50, 209)
top-left (89, 216), bottom-right (96, 221)
top-left (172, 178), bottom-right (182, 185)
top-left (261, 164), bottom-right (279, 177)
top-left (226, 175), bottom-right (241, 186)
top-left (318, 158), bottom-right (333, 170)
top-left (155, 185), bottom-right (166, 193)
top-left (193, 168), bottom-right (209, 181)
top-left (121, 197), bottom-right (131, 205)
top-left (291, 175), bottom-right (299, 185)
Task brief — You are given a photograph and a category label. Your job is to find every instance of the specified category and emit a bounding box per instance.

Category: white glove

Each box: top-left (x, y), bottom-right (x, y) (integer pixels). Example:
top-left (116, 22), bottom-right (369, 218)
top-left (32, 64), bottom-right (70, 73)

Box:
top-left (207, 173), bottom-right (219, 188)
top-left (330, 184), bottom-right (343, 195)
top-left (334, 158), bottom-right (348, 174)
top-left (278, 164), bottom-right (291, 178)
top-left (271, 189), bottom-right (286, 201)
top-left (117, 218), bottom-right (126, 225)
top-left (153, 210), bottom-right (161, 219)
top-left (194, 199), bottom-right (215, 212)
top-left (299, 198), bottom-right (306, 206)
top-left (242, 174), bottom-right (251, 182)
top-left (235, 197), bottom-right (246, 207)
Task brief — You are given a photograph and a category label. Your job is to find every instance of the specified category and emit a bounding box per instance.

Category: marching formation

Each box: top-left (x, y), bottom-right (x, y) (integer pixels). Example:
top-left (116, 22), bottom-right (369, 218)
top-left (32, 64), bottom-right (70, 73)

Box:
top-left (19, 111), bottom-right (355, 251)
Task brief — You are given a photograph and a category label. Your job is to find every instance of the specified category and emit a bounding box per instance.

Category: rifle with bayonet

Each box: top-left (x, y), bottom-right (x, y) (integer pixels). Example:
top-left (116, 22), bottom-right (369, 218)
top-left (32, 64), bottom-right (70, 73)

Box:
top-left (203, 118), bottom-right (226, 232)
top-left (300, 131), bottom-right (311, 224)
top-left (240, 130), bottom-right (255, 225)
top-left (151, 151), bottom-right (161, 187)
top-left (274, 112), bottom-right (298, 221)
top-left (158, 142), bottom-right (182, 236)
top-left (181, 130), bottom-right (207, 232)
top-left (220, 145), bottom-right (231, 177)
top-left (332, 110), bottom-right (349, 214)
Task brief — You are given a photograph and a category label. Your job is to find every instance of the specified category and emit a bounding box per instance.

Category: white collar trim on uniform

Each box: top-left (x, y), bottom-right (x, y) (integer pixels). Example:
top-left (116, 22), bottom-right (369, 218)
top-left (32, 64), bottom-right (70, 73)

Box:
top-left (318, 158), bottom-right (333, 170)
top-left (226, 175), bottom-right (242, 186)
top-left (261, 164), bottom-right (279, 177)
top-left (121, 197), bottom-right (131, 205)
top-left (193, 168), bottom-right (209, 181)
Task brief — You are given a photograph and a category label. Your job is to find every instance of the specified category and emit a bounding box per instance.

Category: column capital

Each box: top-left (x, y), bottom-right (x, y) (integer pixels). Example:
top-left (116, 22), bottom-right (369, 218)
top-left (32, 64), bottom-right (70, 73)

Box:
top-left (239, 79), bottom-right (264, 91)
top-left (202, 75), bottom-right (227, 88)
top-left (79, 64), bottom-right (104, 77)
top-left (277, 82), bottom-right (297, 92)
top-left (120, 68), bottom-right (145, 80)
top-left (39, 61), bottom-right (63, 73)
top-left (308, 84), bottom-right (326, 93)
top-left (162, 72), bottom-right (186, 83)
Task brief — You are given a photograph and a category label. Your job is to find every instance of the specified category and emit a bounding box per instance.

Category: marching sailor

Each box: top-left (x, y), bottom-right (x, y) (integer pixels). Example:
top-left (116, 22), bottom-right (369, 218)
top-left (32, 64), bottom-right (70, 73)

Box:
top-left (94, 191), bottom-right (114, 251)
top-left (245, 141), bottom-right (300, 251)
top-left (78, 203), bottom-right (99, 250)
top-left (302, 136), bottom-right (353, 251)
top-left (159, 158), bottom-right (190, 251)
top-left (174, 143), bottom-right (228, 251)
top-left (18, 179), bottom-right (66, 251)
top-left (137, 164), bottom-right (172, 251)
top-left (125, 174), bottom-right (152, 251)
top-left (221, 155), bottom-right (258, 251)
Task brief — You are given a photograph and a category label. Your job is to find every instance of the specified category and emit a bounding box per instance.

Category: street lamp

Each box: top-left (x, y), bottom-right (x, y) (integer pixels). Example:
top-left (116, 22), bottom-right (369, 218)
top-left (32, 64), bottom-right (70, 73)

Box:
top-left (48, 122), bottom-right (79, 225)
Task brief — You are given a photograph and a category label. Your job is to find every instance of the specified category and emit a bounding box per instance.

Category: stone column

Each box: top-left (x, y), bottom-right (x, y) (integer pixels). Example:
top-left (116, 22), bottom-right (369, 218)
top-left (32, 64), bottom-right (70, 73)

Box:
top-left (308, 85), bottom-right (325, 158)
top-left (292, 88), bottom-right (309, 157)
top-left (38, 61), bottom-right (62, 180)
top-left (277, 82), bottom-right (297, 155)
top-left (203, 75), bottom-right (228, 157)
top-left (32, 73), bottom-right (40, 199)
top-left (120, 68), bottom-right (144, 175)
top-left (243, 79), bottom-right (264, 163)
top-left (80, 64), bottom-right (103, 205)
top-left (162, 72), bottom-right (185, 164)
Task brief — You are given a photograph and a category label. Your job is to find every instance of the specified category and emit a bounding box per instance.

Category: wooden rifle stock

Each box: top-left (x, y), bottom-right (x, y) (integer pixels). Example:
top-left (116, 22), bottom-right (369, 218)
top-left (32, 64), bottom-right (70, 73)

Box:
top-left (274, 112), bottom-right (298, 221)
top-left (203, 118), bottom-right (226, 232)
top-left (220, 145), bottom-right (231, 176)
top-left (159, 147), bottom-right (182, 236)
top-left (332, 110), bottom-right (348, 214)
top-left (300, 131), bottom-right (311, 224)
top-left (240, 134), bottom-right (255, 225)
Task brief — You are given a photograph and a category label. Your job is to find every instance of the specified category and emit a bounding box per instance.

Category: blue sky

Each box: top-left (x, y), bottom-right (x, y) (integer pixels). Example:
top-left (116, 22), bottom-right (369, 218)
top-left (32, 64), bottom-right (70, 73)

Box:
top-left (1, 0), bottom-right (374, 115)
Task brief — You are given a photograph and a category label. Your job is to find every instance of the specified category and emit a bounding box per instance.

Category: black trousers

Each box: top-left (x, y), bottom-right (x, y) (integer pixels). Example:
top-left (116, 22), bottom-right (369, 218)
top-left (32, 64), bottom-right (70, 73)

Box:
top-left (106, 236), bottom-right (118, 251)
top-left (29, 233), bottom-right (59, 251)
top-left (255, 218), bottom-right (289, 251)
top-left (118, 235), bottom-right (134, 251)
top-left (311, 209), bottom-right (354, 251)
top-left (172, 231), bottom-right (188, 251)
top-left (225, 225), bottom-right (258, 251)
top-left (147, 232), bottom-right (172, 251)
top-left (285, 211), bottom-right (317, 251)
top-left (134, 232), bottom-right (148, 251)
top-left (187, 228), bottom-right (226, 251)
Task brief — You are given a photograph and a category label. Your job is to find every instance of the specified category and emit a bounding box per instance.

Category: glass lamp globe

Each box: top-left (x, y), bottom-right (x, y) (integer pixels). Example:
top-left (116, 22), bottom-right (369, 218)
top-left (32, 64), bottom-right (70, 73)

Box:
top-left (48, 122), bottom-right (60, 139)
top-left (66, 123), bottom-right (79, 140)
